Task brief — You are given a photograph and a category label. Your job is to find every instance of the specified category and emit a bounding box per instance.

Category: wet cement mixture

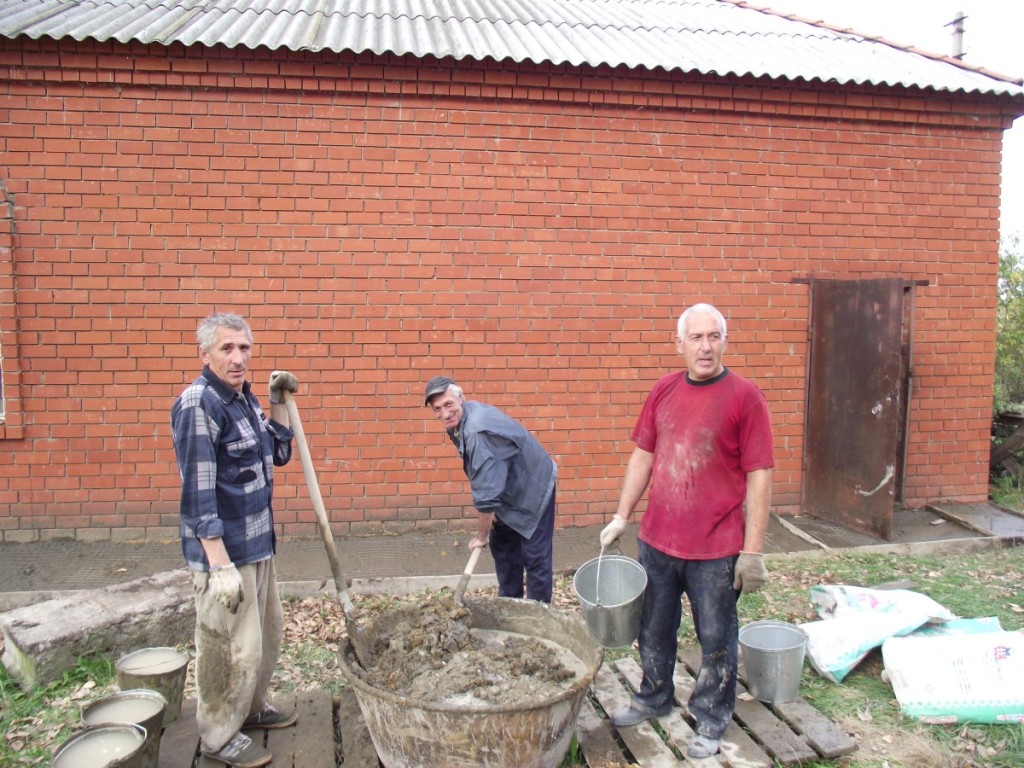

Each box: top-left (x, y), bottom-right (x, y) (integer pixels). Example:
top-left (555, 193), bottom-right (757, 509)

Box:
top-left (360, 595), bottom-right (579, 706)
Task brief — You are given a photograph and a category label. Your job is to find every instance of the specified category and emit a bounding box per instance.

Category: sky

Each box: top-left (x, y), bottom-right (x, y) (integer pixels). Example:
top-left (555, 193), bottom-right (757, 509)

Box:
top-left (752, 0), bottom-right (1024, 243)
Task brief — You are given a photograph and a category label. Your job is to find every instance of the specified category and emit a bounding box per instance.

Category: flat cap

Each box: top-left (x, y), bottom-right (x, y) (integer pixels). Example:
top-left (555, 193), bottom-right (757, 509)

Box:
top-left (424, 375), bottom-right (456, 405)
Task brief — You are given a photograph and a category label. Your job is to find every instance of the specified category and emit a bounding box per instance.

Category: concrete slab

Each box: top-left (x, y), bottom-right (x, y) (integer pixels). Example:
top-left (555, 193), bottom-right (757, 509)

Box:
top-left (927, 501), bottom-right (1024, 542)
top-left (1, 570), bottom-right (194, 688)
top-left (778, 507), bottom-right (986, 549)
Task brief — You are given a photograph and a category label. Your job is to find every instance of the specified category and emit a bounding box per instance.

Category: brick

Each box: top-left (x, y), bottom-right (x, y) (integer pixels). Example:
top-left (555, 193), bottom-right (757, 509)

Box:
top-left (0, 37), bottom-right (1009, 537)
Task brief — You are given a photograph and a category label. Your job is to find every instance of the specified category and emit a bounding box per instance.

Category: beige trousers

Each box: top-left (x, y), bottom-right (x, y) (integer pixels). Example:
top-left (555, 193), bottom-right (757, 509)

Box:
top-left (192, 558), bottom-right (283, 753)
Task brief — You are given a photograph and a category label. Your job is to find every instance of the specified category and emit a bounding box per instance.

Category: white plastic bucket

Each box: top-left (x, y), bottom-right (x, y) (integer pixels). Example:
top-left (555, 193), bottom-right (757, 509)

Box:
top-left (573, 554), bottom-right (647, 648)
top-left (738, 620), bottom-right (807, 703)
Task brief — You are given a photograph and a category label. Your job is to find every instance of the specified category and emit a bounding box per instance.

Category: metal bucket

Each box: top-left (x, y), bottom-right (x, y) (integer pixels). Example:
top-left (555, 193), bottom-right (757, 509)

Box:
top-left (572, 554), bottom-right (647, 648)
top-left (52, 723), bottom-right (147, 768)
top-left (82, 689), bottom-right (166, 768)
top-left (115, 647), bottom-right (188, 726)
top-left (738, 620), bottom-right (807, 704)
top-left (338, 597), bottom-right (603, 768)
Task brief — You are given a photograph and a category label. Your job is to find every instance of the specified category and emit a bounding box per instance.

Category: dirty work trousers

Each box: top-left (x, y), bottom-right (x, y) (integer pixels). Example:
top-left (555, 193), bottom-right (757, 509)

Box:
top-left (489, 486), bottom-right (556, 603)
top-left (192, 558), bottom-right (284, 753)
top-left (632, 541), bottom-right (739, 740)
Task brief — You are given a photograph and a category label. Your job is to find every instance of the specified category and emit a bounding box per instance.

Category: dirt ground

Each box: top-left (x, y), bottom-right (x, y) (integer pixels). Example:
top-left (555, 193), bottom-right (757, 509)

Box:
top-left (357, 594), bottom-right (579, 706)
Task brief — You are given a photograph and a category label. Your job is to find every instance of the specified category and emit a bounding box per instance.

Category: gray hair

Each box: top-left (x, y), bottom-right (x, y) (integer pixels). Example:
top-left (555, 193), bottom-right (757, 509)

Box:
top-left (197, 312), bottom-right (252, 353)
top-left (448, 383), bottom-right (465, 401)
top-left (677, 303), bottom-right (727, 339)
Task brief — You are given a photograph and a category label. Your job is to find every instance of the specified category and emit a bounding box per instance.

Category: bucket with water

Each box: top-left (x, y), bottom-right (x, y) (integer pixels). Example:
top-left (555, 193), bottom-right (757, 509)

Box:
top-left (52, 722), bottom-right (147, 768)
top-left (82, 689), bottom-right (166, 768)
top-left (573, 553), bottom-right (647, 648)
top-left (738, 620), bottom-right (807, 703)
top-left (115, 647), bottom-right (188, 726)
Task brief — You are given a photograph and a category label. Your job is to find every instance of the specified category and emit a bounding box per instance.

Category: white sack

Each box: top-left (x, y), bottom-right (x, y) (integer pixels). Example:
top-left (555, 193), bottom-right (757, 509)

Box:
top-left (882, 629), bottom-right (1024, 724)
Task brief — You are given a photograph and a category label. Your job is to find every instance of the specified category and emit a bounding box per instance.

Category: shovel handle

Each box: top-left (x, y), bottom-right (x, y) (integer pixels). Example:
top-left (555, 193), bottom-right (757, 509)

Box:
top-left (283, 391), bottom-right (356, 614)
top-left (454, 546), bottom-right (483, 603)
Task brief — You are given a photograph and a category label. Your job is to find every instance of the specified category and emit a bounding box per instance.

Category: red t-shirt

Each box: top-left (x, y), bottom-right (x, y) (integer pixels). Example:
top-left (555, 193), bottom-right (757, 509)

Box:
top-left (632, 368), bottom-right (774, 560)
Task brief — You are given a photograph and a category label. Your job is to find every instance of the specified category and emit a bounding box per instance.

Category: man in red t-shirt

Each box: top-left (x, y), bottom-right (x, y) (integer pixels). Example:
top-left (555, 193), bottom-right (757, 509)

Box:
top-left (600, 303), bottom-right (774, 760)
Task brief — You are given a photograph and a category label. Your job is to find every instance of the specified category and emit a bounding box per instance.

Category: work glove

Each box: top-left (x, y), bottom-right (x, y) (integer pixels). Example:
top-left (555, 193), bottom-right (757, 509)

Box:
top-left (208, 563), bottom-right (244, 614)
top-left (268, 370), bottom-right (298, 404)
top-left (599, 515), bottom-right (629, 549)
top-left (733, 552), bottom-right (769, 594)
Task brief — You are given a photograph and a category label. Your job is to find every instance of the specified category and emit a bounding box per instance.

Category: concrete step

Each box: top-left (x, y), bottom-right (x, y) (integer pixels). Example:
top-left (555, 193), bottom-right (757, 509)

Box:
top-left (927, 501), bottom-right (1024, 543)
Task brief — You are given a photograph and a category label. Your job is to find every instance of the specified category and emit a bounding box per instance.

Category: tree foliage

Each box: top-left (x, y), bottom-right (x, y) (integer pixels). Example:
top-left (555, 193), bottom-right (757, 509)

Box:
top-left (996, 234), bottom-right (1024, 413)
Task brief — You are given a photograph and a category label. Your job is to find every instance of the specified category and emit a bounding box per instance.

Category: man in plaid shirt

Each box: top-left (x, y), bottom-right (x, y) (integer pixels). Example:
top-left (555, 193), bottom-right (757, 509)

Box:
top-left (171, 312), bottom-right (298, 768)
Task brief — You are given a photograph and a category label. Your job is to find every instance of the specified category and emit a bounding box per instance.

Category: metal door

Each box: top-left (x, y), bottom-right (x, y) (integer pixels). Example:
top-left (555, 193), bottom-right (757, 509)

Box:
top-left (803, 278), bottom-right (904, 540)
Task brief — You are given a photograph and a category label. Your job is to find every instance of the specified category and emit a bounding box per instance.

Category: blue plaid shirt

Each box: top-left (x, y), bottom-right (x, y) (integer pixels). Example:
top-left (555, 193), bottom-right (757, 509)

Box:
top-left (171, 367), bottom-right (293, 571)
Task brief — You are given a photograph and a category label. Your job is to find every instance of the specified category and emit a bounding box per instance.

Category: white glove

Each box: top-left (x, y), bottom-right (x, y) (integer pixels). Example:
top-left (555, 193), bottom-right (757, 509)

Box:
top-left (733, 552), bottom-right (769, 594)
top-left (600, 515), bottom-right (629, 549)
top-left (268, 370), bottom-right (298, 404)
top-left (208, 564), bottom-right (244, 614)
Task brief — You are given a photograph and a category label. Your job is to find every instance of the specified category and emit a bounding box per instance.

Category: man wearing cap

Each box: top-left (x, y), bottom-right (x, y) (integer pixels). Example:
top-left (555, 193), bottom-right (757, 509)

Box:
top-left (424, 375), bottom-right (558, 603)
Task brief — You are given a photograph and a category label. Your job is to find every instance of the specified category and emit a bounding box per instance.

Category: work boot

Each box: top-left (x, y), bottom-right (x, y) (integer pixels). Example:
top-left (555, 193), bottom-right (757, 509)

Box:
top-left (243, 702), bottom-right (298, 729)
top-left (202, 732), bottom-right (272, 768)
top-left (609, 701), bottom-right (672, 727)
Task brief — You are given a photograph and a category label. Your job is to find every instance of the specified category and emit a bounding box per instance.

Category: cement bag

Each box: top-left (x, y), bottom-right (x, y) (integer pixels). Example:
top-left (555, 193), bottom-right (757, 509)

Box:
top-left (802, 613), bottom-right (931, 683)
top-left (802, 585), bottom-right (957, 683)
top-left (809, 585), bottom-right (956, 622)
top-left (882, 629), bottom-right (1024, 724)
top-left (909, 616), bottom-right (1003, 638)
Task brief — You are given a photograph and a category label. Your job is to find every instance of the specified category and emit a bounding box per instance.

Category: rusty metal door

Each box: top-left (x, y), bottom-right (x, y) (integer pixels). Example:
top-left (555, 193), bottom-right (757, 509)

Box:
top-left (803, 278), bottom-right (904, 540)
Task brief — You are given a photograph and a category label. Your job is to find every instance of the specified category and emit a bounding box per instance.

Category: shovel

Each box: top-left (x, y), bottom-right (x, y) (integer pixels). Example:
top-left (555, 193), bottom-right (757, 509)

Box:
top-left (454, 546), bottom-right (482, 604)
top-left (282, 391), bottom-right (374, 669)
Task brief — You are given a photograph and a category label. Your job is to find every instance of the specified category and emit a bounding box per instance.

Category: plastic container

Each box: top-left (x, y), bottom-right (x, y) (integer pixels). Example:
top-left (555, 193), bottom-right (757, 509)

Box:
top-left (738, 620), bottom-right (808, 703)
top-left (82, 689), bottom-right (167, 768)
top-left (573, 554), bottom-right (647, 648)
top-left (115, 647), bottom-right (188, 725)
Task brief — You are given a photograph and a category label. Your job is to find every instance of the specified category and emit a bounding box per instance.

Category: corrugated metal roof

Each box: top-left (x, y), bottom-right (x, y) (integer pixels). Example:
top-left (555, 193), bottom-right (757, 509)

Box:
top-left (1, 0), bottom-right (1021, 98)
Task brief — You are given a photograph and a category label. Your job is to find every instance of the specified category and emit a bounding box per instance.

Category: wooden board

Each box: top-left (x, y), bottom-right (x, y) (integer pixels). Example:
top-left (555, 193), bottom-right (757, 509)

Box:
top-left (158, 691), bottom-right (336, 768)
top-left (339, 694), bottom-right (379, 767)
top-left (591, 664), bottom-right (681, 767)
top-left (583, 651), bottom-right (857, 767)
top-left (577, 697), bottom-right (634, 768)
top-left (770, 697), bottom-right (857, 759)
top-left (677, 647), bottom-right (817, 764)
top-left (618, 657), bottom-right (768, 767)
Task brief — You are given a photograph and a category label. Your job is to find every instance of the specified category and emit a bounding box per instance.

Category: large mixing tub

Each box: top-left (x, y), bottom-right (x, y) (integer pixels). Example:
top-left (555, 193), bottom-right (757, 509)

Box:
top-left (338, 597), bottom-right (603, 768)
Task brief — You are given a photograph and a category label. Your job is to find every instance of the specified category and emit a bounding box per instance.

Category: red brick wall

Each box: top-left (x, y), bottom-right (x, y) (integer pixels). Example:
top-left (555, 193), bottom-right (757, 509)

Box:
top-left (0, 40), bottom-right (1016, 541)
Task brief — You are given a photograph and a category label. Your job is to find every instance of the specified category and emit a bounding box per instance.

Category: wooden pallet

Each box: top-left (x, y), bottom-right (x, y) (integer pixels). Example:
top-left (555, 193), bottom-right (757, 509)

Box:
top-left (157, 691), bottom-right (337, 768)
top-left (580, 649), bottom-right (857, 767)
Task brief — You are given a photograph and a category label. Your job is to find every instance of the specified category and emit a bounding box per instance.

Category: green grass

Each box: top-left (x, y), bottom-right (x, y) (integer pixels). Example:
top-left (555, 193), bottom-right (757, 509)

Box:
top-left (0, 656), bottom-right (117, 767)
top-left (992, 475), bottom-right (1024, 511)
top-left (723, 547), bottom-right (1024, 767)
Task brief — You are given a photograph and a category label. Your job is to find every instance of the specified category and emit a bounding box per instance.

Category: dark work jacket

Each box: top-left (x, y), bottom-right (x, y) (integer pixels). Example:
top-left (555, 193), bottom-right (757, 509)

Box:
top-left (449, 400), bottom-right (557, 539)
